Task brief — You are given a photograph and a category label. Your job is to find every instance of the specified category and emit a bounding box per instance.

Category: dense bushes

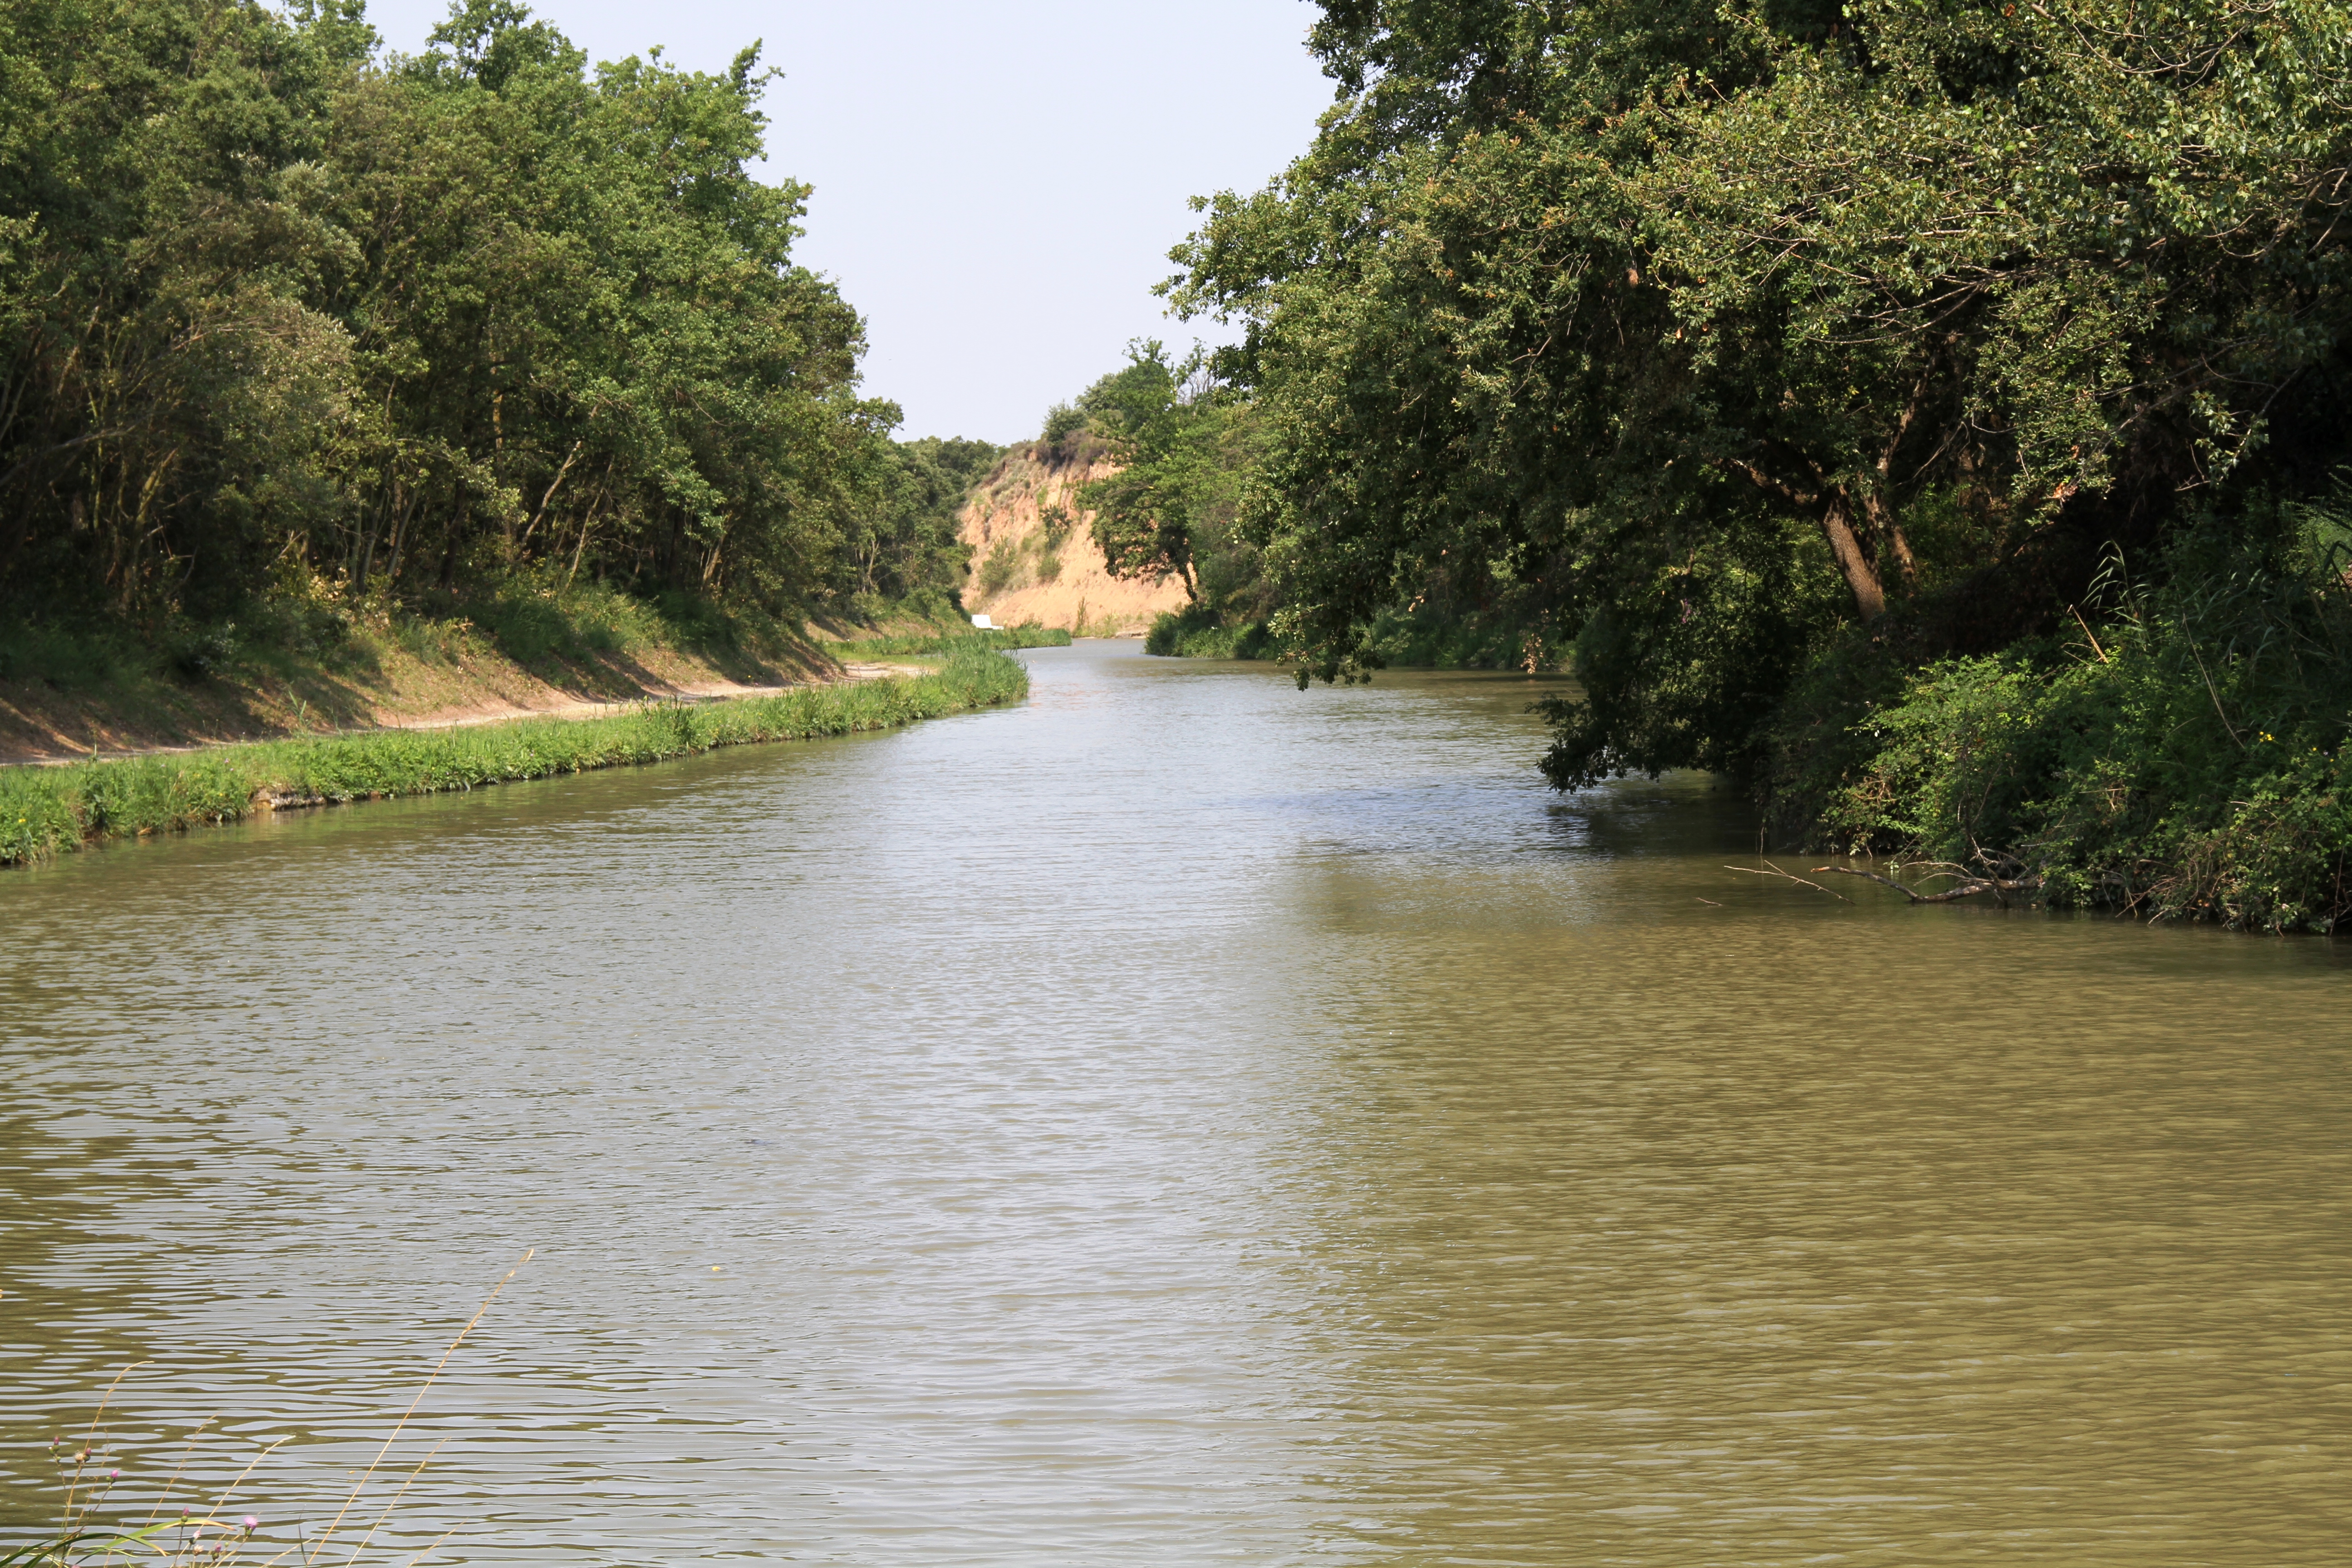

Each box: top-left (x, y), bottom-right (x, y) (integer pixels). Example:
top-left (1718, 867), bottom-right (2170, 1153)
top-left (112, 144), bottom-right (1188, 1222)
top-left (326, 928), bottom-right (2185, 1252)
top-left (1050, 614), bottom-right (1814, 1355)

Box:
top-left (1771, 504), bottom-right (2352, 930)
top-left (1149, 0), bottom-right (2352, 923)
top-left (1143, 603), bottom-right (1272, 659)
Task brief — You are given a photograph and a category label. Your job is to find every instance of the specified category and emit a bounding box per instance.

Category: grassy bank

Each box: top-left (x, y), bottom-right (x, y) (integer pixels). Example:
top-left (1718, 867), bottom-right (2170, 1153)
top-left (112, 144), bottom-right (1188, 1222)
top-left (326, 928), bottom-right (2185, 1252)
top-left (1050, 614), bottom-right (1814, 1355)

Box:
top-left (0, 648), bottom-right (1028, 869)
top-left (830, 623), bottom-right (1071, 658)
top-left (0, 570), bottom-right (858, 764)
top-left (1144, 605), bottom-right (1274, 660)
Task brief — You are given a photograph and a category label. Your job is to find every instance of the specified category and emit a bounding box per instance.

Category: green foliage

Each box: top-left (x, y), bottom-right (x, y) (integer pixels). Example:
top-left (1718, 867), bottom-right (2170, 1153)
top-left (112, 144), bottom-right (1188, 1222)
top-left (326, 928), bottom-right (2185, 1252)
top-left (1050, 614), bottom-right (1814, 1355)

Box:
top-left (457, 571), bottom-right (662, 665)
top-left (1144, 603), bottom-right (1273, 659)
top-left (1172, 0), bottom-right (2352, 777)
top-left (1031, 342), bottom-right (1275, 659)
top-left (1366, 601), bottom-right (1554, 674)
top-left (837, 436), bottom-right (1001, 604)
top-left (0, 648), bottom-right (1030, 867)
top-left (1539, 516), bottom-right (1849, 787)
top-left (0, 620), bottom-right (150, 689)
top-left (0, 0), bottom-right (956, 646)
top-left (1077, 341), bottom-right (1260, 607)
top-left (830, 624), bottom-right (1070, 658)
top-left (975, 537), bottom-right (1023, 597)
top-left (1791, 507), bottom-right (2352, 929)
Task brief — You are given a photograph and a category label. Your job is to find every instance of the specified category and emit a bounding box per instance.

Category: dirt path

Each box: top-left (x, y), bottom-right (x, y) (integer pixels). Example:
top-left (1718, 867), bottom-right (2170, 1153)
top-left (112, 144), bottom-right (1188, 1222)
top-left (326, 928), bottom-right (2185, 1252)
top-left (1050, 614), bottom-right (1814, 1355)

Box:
top-left (368, 662), bottom-right (926, 731)
top-left (0, 662), bottom-right (929, 768)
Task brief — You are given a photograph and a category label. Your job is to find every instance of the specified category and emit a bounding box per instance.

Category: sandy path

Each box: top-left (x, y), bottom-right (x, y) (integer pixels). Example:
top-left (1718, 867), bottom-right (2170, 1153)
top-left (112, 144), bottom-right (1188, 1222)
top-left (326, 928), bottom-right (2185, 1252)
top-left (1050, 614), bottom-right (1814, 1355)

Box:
top-left (2, 663), bottom-right (928, 767)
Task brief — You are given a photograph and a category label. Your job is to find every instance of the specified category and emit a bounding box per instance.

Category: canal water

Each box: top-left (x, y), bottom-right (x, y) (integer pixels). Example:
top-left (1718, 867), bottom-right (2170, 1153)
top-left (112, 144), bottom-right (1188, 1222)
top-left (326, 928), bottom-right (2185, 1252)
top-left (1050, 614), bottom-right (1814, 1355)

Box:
top-left (2, 641), bottom-right (2345, 1564)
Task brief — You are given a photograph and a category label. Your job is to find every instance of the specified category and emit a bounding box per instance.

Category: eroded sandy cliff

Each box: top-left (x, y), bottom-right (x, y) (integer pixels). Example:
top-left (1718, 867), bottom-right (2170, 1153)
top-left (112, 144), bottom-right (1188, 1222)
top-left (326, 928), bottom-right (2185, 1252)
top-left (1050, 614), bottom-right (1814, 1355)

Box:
top-left (957, 442), bottom-right (1187, 635)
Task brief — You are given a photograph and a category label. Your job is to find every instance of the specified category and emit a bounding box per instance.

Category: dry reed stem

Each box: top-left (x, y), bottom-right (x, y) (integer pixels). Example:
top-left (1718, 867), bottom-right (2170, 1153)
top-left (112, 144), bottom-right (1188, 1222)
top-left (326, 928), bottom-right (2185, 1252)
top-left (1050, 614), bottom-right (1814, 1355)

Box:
top-left (397, 1533), bottom-right (456, 1568)
top-left (207, 1438), bottom-right (289, 1520)
top-left (136, 1418), bottom-right (218, 1529)
top-left (336, 1441), bottom-right (449, 1567)
top-left (304, 1250), bottom-right (531, 1565)
top-left (63, 1362), bottom-right (149, 1524)
top-left (1724, 860), bottom-right (1849, 900)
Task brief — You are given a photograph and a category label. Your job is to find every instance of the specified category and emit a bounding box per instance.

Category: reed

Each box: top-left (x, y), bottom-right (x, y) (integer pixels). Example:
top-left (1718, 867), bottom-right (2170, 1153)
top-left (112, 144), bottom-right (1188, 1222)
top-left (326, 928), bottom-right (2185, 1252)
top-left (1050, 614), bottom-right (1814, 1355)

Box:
top-left (3, 1255), bottom-right (531, 1567)
top-left (1, 649), bottom-right (1028, 868)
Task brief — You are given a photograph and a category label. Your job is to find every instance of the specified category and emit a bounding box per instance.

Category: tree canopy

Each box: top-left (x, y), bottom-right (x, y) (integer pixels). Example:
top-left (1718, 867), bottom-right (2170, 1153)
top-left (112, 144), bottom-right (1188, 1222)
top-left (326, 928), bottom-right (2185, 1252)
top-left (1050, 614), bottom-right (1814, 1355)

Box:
top-left (1075, 341), bottom-right (1259, 606)
top-left (1173, 0), bottom-right (2352, 783)
top-left (0, 0), bottom-right (965, 629)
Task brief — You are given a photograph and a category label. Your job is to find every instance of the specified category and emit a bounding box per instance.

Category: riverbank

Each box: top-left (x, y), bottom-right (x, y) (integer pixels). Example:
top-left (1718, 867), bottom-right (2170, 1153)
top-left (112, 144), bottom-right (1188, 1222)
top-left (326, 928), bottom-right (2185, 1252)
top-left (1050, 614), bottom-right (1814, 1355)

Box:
top-left (0, 589), bottom-right (849, 768)
top-left (0, 647), bottom-right (1029, 868)
top-left (828, 624), bottom-right (1072, 659)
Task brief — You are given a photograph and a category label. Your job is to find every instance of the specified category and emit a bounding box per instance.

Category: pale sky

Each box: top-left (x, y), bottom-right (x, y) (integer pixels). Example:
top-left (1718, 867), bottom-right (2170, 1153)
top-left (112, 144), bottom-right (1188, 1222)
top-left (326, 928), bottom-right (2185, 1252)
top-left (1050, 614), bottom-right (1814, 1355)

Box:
top-left (354, 1), bottom-right (1334, 442)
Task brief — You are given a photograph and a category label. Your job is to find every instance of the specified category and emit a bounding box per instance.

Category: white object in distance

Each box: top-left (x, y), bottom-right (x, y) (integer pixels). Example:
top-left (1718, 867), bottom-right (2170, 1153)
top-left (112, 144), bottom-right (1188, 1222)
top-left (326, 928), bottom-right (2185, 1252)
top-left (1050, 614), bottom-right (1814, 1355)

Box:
top-left (970, 614), bottom-right (995, 629)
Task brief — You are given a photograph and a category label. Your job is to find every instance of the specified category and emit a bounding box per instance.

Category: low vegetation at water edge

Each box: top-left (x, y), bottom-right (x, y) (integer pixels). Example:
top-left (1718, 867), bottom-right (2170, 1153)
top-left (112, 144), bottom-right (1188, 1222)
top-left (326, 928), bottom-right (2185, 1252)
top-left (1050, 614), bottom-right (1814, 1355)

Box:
top-left (829, 624), bottom-right (1071, 659)
top-left (1766, 511), bottom-right (2352, 931)
top-left (0, 651), bottom-right (1028, 869)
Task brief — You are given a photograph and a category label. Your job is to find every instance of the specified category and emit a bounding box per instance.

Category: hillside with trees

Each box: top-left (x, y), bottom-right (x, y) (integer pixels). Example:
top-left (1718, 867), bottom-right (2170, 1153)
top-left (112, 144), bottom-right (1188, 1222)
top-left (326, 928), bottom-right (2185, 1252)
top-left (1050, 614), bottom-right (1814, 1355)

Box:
top-left (0, 0), bottom-right (981, 736)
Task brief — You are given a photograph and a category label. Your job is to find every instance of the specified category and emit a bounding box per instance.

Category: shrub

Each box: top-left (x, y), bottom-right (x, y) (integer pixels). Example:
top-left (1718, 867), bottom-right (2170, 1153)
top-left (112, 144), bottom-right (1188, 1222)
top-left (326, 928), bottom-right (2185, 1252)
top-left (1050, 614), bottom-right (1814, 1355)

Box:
top-left (1144, 604), bottom-right (1275, 659)
top-left (975, 538), bottom-right (1023, 597)
top-left (0, 619), bottom-right (149, 687)
top-left (1793, 508), bottom-right (2352, 930)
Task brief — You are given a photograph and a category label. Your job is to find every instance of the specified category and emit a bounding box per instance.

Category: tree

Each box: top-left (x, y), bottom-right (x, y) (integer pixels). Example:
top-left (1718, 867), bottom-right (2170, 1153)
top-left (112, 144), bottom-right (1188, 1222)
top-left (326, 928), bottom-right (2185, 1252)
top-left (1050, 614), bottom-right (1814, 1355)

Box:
top-left (1081, 341), bottom-right (1258, 606)
top-left (1172, 0), bottom-right (2352, 784)
top-left (0, 0), bottom-right (917, 632)
top-left (838, 432), bottom-right (999, 603)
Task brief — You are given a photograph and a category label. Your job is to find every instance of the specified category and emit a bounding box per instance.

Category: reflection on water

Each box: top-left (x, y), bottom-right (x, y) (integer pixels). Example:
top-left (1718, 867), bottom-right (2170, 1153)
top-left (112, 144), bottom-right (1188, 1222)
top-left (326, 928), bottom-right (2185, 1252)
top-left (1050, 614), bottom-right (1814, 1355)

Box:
top-left (2, 642), bottom-right (2345, 1564)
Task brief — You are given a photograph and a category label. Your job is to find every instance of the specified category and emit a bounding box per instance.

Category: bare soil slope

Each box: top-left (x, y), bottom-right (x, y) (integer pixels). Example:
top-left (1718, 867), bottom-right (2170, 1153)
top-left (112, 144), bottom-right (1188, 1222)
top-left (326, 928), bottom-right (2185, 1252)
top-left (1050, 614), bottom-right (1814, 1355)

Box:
top-left (0, 627), bottom-right (842, 766)
top-left (957, 442), bottom-right (1187, 635)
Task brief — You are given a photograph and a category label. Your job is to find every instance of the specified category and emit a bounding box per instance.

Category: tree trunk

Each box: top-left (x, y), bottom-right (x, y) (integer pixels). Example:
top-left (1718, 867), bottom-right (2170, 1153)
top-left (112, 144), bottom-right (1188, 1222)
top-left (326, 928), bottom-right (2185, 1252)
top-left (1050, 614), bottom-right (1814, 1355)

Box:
top-left (1821, 494), bottom-right (1885, 622)
top-left (1858, 486), bottom-right (1917, 593)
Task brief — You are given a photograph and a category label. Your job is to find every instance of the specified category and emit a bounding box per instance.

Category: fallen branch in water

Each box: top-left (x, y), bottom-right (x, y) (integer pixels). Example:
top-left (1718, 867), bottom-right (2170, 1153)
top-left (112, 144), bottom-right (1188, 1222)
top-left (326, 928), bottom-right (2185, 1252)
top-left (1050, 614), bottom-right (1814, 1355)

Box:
top-left (1725, 860), bottom-right (1849, 901)
top-left (1813, 862), bottom-right (2044, 905)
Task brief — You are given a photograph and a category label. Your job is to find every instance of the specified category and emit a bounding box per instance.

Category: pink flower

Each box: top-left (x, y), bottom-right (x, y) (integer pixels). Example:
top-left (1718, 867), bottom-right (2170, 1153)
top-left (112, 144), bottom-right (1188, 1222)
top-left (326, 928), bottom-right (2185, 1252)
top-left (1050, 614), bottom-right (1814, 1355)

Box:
top-left (243, 1517), bottom-right (260, 1529)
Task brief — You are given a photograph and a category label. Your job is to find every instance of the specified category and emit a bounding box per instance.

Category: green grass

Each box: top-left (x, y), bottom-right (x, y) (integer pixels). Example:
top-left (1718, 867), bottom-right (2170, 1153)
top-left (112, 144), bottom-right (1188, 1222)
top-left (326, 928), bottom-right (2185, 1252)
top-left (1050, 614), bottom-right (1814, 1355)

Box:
top-left (0, 648), bottom-right (1028, 868)
top-left (829, 623), bottom-right (1070, 658)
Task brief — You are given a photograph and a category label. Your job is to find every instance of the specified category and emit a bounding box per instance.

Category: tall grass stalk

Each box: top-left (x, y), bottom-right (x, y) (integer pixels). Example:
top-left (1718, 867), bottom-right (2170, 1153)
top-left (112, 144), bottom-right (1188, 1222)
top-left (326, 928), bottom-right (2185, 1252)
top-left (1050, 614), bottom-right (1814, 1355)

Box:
top-left (1, 650), bottom-right (1028, 868)
top-left (4, 1255), bottom-right (533, 1566)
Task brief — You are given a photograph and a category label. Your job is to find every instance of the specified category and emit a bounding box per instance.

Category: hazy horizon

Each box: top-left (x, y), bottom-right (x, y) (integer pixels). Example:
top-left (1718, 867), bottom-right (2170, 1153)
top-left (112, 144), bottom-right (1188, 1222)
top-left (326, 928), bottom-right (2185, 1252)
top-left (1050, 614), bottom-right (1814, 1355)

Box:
top-left (353, 0), bottom-right (1335, 444)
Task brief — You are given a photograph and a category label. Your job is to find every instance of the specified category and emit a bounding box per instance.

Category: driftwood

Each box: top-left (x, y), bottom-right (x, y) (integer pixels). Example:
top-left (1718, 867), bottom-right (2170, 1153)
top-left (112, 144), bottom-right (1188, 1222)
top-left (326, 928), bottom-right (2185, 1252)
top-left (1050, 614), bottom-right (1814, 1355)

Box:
top-left (1724, 860), bottom-right (1850, 901)
top-left (1811, 859), bottom-right (2043, 906)
top-left (1727, 848), bottom-right (2045, 908)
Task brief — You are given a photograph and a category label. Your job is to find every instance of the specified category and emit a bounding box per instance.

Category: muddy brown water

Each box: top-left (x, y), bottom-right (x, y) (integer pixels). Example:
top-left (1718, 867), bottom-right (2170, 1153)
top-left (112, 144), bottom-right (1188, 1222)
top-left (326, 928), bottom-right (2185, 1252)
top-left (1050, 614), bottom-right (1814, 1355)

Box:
top-left (3, 641), bottom-right (2346, 1564)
